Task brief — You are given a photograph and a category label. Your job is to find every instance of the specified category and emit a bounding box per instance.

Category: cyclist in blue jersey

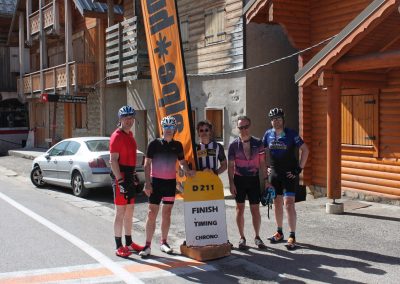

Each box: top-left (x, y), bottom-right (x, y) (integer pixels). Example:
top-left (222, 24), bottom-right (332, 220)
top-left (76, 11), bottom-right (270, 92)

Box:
top-left (262, 108), bottom-right (309, 250)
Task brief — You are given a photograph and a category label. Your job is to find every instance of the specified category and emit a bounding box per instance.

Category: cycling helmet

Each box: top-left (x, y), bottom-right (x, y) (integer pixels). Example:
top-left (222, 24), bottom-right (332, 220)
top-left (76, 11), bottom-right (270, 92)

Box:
top-left (161, 116), bottom-right (177, 128)
top-left (118, 105), bottom-right (136, 118)
top-left (268, 108), bottom-right (284, 119)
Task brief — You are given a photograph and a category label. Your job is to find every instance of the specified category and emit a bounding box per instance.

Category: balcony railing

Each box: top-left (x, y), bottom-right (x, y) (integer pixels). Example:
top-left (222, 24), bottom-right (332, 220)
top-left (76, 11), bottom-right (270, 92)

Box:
top-left (105, 16), bottom-right (149, 84)
top-left (18, 62), bottom-right (95, 95)
top-left (29, 1), bottom-right (63, 36)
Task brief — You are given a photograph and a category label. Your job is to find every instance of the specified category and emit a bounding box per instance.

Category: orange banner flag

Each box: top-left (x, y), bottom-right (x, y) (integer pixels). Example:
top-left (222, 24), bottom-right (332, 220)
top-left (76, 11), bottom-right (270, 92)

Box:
top-left (141, 0), bottom-right (197, 170)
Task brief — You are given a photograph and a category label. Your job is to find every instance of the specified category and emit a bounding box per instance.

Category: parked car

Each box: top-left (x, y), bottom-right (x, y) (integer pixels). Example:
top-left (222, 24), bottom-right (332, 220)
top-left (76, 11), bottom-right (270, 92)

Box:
top-left (30, 137), bottom-right (145, 197)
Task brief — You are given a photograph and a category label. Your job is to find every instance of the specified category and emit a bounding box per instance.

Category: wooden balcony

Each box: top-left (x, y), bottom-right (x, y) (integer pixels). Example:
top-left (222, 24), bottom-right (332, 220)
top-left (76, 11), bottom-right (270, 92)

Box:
top-left (18, 62), bottom-right (95, 95)
top-left (105, 16), bottom-right (149, 84)
top-left (29, 1), bottom-right (63, 36)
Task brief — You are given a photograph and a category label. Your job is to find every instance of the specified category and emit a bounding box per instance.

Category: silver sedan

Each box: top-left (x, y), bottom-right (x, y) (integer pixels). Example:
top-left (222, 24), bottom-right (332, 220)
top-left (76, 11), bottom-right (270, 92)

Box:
top-left (30, 137), bottom-right (145, 197)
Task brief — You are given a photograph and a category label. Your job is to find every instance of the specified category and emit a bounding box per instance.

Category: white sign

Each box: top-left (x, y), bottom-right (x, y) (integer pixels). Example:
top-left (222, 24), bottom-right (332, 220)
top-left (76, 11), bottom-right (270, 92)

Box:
top-left (183, 172), bottom-right (228, 247)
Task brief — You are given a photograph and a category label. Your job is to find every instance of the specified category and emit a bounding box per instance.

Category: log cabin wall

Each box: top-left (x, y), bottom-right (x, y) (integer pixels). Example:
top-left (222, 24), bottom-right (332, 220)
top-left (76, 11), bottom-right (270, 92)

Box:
top-left (176, 0), bottom-right (244, 74)
top-left (340, 69), bottom-right (400, 197)
top-left (301, 0), bottom-right (373, 187)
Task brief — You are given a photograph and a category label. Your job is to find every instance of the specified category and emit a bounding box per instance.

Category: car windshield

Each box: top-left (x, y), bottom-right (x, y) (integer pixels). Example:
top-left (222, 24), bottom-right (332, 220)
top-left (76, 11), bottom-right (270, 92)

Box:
top-left (85, 140), bottom-right (110, 152)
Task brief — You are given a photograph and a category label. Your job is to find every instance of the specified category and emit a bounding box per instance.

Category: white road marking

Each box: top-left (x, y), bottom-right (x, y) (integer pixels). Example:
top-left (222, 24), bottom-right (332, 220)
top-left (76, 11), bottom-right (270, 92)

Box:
top-left (0, 192), bottom-right (143, 284)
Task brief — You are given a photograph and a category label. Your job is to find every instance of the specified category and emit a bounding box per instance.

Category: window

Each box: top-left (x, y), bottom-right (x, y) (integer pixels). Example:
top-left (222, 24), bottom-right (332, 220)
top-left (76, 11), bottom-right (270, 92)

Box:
top-left (75, 102), bottom-right (87, 129)
top-left (64, 141), bottom-right (80, 156)
top-left (180, 15), bottom-right (189, 50)
top-left (341, 92), bottom-right (379, 155)
top-left (205, 108), bottom-right (223, 141)
top-left (204, 6), bottom-right (226, 45)
top-left (49, 141), bottom-right (69, 156)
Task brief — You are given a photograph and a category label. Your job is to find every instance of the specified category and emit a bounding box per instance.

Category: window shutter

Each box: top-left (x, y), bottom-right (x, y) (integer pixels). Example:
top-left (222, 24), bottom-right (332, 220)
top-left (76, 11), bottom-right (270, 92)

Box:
top-left (353, 95), bottom-right (375, 146)
top-left (341, 96), bottom-right (353, 144)
top-left (216, 7), bottom-right (225, 42)
top-left (205, 8), bottom-right (214, 44)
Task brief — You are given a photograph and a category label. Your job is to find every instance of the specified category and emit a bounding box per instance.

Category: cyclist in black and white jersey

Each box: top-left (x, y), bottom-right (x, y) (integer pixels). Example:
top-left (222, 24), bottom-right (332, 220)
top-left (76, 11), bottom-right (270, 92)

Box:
top-left (195, 120), bottom-right (227, 175)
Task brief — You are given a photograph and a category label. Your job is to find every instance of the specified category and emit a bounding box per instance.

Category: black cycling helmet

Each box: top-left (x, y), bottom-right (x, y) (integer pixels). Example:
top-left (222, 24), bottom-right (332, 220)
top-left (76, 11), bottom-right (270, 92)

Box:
top-left (118, 105), bottom-right (136, 118)
top-left (268, 107), bottom-right (284, 119)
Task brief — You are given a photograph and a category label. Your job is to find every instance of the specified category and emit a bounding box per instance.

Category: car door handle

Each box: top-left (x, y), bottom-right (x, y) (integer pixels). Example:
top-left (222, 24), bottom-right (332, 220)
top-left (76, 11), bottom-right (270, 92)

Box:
top-left (53, 161), bottom-right (57, 164)
top-left (69, 160), bottom-right (73, 164)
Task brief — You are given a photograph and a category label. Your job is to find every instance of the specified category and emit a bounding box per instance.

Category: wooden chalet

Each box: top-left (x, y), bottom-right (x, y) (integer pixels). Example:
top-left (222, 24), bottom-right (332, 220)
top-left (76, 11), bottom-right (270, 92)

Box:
top-left (245, 0), bottom-right (400, 200)
top-left (8, 0), bottom-right (122, 147)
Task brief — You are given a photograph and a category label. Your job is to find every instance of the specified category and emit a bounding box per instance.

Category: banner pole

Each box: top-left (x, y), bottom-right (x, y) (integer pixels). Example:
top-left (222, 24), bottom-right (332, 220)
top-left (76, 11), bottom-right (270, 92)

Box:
top-left (174, 0), bottom-right (198, 170)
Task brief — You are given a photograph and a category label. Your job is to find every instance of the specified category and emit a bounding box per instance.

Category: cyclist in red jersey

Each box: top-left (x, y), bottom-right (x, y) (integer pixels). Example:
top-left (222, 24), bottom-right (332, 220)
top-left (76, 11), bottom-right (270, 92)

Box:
top-left (110, 105), bottom-right (144, 257)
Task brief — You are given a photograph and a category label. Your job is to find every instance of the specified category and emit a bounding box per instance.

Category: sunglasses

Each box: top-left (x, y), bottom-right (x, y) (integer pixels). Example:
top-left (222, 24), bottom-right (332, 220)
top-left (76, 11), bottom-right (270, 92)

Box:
top-left (163, 125), bottom-right (175, 130)
top-left (238, 124), bottom-right (250, 130)
top-left (199, 128), bottom-right (209, 133)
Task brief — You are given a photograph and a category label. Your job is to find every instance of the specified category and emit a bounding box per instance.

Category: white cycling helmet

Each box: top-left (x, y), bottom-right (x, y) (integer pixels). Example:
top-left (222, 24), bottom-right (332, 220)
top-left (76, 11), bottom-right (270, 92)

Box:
top-left (161, 116), bottom-right (177, 128)
top-left (118, 105), bottom-right (136, 118)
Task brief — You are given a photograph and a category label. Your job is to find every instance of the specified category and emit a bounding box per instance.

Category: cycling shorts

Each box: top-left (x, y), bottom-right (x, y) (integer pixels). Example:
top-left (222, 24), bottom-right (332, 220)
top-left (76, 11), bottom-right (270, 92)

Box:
top-left (112, 178), bottom-right (135, 206)
top-left (149, 177), bottom-right (176, 205)
top-left (234, 175), bottom-right (261, 205)
top-left (269, 169), bottom-right (297, 197)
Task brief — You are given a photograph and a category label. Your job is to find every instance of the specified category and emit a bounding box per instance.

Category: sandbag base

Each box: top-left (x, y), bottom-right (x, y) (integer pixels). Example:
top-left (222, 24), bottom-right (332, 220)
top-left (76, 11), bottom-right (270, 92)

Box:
top-left (180, 243), bottom-right (231, 261)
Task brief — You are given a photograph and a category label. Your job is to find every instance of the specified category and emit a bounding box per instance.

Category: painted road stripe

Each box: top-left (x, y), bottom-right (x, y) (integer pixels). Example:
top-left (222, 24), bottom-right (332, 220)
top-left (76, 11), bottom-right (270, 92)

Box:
top-left (0, 192), bottom-right (143, 284)
top-left (0, 258), bottom-right (216, 283)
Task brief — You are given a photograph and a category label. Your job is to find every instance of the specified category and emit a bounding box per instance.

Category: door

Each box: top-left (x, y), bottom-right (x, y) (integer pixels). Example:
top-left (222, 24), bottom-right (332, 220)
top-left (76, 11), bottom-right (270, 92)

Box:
top-left (34, 102), bottom-right (47, 148)
top-left (57, 141), bottom-right (81, 183)
top-left (41, 141), bottom-right (69, 181)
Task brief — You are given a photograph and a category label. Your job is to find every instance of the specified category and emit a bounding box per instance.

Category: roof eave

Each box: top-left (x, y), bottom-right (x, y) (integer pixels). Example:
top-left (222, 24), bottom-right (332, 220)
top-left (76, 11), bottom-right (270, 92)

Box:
top-left (295, 0), bottom-right (396, 86)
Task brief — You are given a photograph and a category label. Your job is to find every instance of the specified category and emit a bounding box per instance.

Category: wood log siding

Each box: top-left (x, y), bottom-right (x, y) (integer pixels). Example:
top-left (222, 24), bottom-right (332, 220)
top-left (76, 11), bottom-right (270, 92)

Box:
top-left (176, 0), bottom-right (244, 73)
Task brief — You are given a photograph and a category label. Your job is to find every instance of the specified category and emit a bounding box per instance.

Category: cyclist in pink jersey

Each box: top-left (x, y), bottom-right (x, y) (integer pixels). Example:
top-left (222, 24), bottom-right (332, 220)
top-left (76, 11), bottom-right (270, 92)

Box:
top-left (139, 116), bottom-right (195, 257)
top-left (228, 115), bottom-right (267, 250)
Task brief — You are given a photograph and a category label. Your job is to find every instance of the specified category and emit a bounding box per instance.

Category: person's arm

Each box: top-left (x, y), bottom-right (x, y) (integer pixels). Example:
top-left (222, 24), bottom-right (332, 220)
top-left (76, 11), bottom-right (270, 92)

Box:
top-left (110, 152), bottom-right (122, 181)
top-left (143, 157), bottom-right (153, 196)
top-left (216, 143), bottom-right (227, 174)
top-left (299, 143), bottom-right (309, 170)
top-left (217, 159), bottom-right (227, 175)
top-left (179, 159), bottom-right (196, 177)
top-left (228, 160), bottom-right (236, 196)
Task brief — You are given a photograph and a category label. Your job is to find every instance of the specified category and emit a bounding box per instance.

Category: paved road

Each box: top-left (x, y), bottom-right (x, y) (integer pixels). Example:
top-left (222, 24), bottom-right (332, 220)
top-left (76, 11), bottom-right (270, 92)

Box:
top-left (1, 155), bottom-right (399, 283)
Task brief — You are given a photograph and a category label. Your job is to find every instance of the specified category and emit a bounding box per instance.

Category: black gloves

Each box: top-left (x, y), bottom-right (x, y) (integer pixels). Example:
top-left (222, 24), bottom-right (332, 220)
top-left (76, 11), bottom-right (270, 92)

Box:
top-left (291, 166), bottom-right (303, 176)
top-left (117, 178), bottom-right (127, 194)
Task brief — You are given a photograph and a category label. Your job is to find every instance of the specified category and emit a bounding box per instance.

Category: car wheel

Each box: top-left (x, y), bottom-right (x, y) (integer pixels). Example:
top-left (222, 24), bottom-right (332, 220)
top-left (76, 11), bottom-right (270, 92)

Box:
top-left (71, 172), bottom-right (89, 197)
top-left (30, 166), bottom-right (46, 188)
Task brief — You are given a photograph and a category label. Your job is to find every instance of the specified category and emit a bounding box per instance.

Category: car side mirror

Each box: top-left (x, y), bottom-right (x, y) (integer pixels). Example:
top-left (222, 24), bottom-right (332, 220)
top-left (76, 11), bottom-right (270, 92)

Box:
top-left (45, 154), bottom-right (50, 160)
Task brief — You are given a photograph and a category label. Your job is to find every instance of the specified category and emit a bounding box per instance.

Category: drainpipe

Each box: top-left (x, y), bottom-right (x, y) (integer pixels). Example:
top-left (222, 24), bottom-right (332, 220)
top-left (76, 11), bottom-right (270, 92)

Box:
top-left (18, 11), bottom-right (25, 103)
top-left (26, 0), bottom-right (32, 45)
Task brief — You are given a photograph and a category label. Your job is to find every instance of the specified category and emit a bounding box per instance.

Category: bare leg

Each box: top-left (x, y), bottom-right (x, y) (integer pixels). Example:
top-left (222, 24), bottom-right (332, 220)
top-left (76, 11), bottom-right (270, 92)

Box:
top-left (274, 195), bottom-right (284, 229)
top-left (114, 205), bottom-right (126, 237)
top-left (250, 203), bottom-right (261, 237)
top-left (161, 204), bottom-right (174, 242)
top-left (236, 203), bottom-right (245, 238)
top-left (145, 203), bottom-right (159, 243)
top-left (123, 203), bottom-right (134, 235)
top-left (284, 196), bottom-right (296, 232)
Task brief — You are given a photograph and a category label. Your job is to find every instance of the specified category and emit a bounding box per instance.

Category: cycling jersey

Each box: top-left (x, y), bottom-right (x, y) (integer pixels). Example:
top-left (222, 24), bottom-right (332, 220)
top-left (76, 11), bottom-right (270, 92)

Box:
top-left (196, 141), bottom-right (226, 172)
top-left (262, 127), bottom-right (304, 172)
top-left (110, 129), bottom-right (137, 167)
top-left (228, 136), bottom-right (265, 176)
top-left (146, 138), bottom-right (185, 179)
top-left (110, 128), bottom-right (137, 205)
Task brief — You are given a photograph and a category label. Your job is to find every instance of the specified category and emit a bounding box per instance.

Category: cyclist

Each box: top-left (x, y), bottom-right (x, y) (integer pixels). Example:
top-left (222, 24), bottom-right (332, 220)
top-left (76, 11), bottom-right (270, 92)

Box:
top-left (110, 105), bottom-right (144, 257)
top-left (139, 116), bottom-right (195, 257)
top-left (196, 120), bottom-right (227, 175)
top-left (262, 107), bottom-right (309, 250)
top-left (228, 115), bottom-right (267, 250)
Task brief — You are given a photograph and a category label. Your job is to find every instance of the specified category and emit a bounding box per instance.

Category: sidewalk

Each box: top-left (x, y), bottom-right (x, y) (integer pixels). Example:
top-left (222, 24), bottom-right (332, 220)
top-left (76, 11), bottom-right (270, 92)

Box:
top-left (8, 148), bottom-right (47, 160)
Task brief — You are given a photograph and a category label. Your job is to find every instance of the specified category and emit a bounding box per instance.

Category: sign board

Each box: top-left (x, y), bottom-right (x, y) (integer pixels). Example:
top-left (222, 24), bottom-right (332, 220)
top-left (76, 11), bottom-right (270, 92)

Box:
top-left (183, 171), bottom-right (228, 247)
top-left (141, 0), bottom-right (196, 169)
top-left (40, 94), bottom-right (87, 104)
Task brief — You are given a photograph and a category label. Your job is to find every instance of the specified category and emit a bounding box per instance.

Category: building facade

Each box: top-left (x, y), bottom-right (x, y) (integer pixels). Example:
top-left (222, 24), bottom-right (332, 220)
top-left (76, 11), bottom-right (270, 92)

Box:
top-left (245, 0), bottom-right (400, 200)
